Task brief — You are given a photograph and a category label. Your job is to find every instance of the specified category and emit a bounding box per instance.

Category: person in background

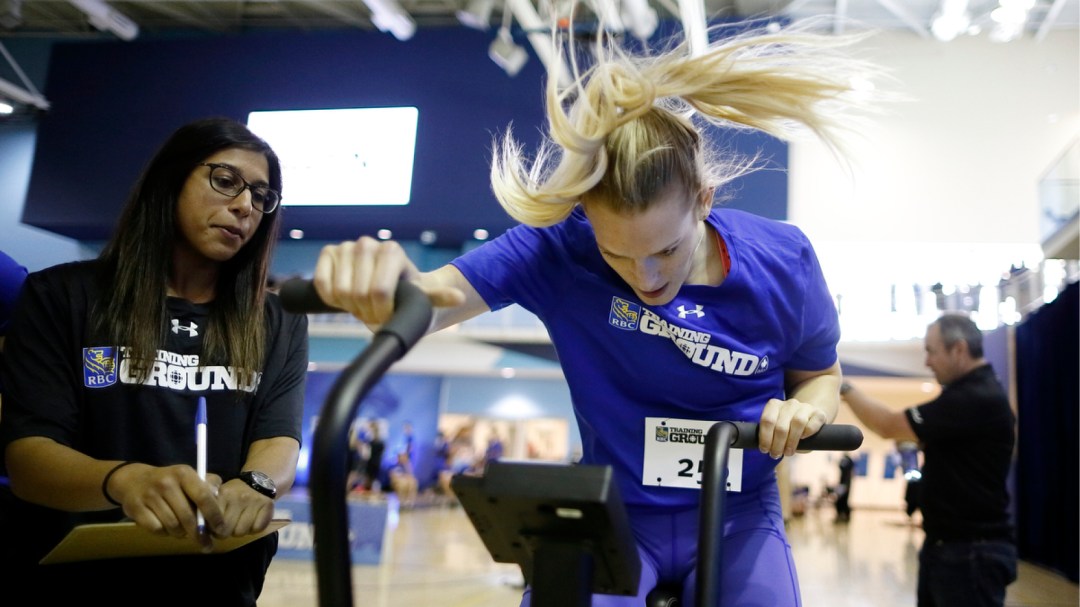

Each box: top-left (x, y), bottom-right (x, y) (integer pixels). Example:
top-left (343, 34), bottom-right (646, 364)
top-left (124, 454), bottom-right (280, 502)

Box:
top-left (363, 420), bottom-right (386, 492)
top-left (447, 422), bottom-right (479, 477)
top-left (399, 420), bottom-right (417, 466)
top-left (308, 14), bottom-right (882, 606)
top-left (430, 430), bottom-right (453, 500)
top-left (432, 429), bottom-right (450, 476)
top-left (482, 430), bottom-right (505, 470)
top-left (388, 449), bottom-right (419, 509)
top-left (834, 453), bottom-right (854, 522)
top-left (840, 313), bottom-right (1016, 607)
top-left (346, 419), bottom-right (372, 493)
top-left (0, 117), bottom-right (308, 606)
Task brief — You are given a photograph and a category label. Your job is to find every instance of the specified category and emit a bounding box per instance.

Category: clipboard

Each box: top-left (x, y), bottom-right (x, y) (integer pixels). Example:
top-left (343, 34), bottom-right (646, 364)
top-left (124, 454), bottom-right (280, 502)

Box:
top-left (40, 518), bottom-right (291, 565)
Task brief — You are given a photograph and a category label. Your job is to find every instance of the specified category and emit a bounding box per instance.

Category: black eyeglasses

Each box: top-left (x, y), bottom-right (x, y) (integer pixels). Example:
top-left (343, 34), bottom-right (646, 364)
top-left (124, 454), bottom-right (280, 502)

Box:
top-left (198, 163), bottom-right (281, 214)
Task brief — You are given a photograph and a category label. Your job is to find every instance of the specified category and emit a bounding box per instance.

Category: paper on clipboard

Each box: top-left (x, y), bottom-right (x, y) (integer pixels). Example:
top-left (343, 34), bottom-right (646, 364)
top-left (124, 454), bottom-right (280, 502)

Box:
top-left (40, 518), bottom-right (291, 565)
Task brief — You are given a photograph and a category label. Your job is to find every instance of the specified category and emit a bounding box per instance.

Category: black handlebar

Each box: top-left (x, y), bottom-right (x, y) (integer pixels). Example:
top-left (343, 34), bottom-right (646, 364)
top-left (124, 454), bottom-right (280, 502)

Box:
top-left (280, 278), bottom-right (431, 353)
top-left (724, 420), bottom-right (864, 451)
top-left (284, 278), bottom-right (433, 607)
top-left (279, 278), bottom-right (341, 314)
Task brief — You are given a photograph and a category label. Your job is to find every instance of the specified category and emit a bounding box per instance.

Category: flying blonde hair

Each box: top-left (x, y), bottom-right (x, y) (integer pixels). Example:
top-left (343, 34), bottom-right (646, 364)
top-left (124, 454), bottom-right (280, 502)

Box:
top-left (490, 16), bottom-right (886, 226)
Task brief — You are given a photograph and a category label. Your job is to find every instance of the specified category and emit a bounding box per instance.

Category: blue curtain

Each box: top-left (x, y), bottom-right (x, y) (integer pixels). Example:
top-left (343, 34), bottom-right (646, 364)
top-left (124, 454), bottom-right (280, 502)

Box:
top-left (1015, 280), bottom-right (1079, 582)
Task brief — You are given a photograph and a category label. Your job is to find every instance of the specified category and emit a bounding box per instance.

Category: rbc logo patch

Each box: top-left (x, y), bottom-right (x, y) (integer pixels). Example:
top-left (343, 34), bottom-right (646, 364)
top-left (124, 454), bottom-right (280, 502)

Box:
top-left (655, 425), bottom-right (669, 442)
top-left (609, 297), bottom-right (640, 331)
top-left (83, 347), bottom-right (118, 388)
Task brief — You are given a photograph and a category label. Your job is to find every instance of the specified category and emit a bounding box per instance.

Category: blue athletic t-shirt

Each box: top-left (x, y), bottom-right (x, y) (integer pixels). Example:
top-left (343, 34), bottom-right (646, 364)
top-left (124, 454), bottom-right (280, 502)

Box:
top-left (452, 207), bottom-right (839, 508)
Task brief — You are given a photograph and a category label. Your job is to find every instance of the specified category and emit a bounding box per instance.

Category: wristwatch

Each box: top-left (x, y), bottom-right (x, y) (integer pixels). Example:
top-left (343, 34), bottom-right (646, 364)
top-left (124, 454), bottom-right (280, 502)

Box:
top-left (238, 470), bottom-right (277, 499)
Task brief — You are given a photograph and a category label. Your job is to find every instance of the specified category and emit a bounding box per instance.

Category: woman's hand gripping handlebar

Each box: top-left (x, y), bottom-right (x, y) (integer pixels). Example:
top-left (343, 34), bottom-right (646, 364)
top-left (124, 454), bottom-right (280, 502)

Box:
top-left (279, 278), bottom-right (432, 353)
top-left (724, 421), bottom-right (863, 451)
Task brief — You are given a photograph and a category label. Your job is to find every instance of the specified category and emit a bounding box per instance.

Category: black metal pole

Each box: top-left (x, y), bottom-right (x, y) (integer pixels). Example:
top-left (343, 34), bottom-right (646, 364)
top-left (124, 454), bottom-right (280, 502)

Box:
top-left (696, 422), bottom-right (737, 607)
top-left (694, 421), bottom-right (863, 607)
top-left (281, 279), bottom-right (432, 607)
top-left (309, 337), bottom-right (409, 607)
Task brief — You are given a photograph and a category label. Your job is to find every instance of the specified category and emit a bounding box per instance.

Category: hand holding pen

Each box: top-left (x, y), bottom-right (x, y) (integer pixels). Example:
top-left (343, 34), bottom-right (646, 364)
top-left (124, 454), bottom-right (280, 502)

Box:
top-left (99, 458), bottom-right (224, 544)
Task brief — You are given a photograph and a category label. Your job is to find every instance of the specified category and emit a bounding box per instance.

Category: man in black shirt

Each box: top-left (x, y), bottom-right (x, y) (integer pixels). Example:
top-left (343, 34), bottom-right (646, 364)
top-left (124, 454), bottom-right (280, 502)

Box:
top-left (840, 313), bottom-right (1017, 607)
top-left (835, 453), bottom-right (854, 522)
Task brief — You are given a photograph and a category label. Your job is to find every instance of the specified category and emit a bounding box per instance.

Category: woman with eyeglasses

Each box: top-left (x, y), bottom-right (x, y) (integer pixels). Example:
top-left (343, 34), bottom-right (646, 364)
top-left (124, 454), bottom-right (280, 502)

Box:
top-left (0, 117), bottom-right (307, 606)
top-left (311, 18), bottom-right (883, 607)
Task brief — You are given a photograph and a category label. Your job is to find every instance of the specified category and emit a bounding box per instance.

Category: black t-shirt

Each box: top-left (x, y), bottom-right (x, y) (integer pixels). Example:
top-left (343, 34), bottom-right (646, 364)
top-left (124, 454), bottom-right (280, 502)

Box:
top-left (0, 260), bottom-right (309, 606)
top-left (905, 364), bottom-right (1015, 542)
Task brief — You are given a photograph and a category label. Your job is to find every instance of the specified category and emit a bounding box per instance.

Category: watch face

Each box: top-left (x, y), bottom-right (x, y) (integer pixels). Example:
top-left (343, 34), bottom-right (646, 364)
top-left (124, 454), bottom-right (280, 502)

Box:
top-left (242, 470), bottom-right (277, 498)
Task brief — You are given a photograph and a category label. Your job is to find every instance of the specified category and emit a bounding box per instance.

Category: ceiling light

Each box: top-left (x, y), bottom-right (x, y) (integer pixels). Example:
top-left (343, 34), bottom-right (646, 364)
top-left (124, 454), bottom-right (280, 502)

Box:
top-left (419, 230), bottom-right (437, 244)
top-left (0, 77), bottom-right (49, 111)
top-left (473, 228), bottom-right (490, 240)
top-left (0, 42), bottom-right (49, 111)
top-left (988, 0), bottom-right (1032, 42)
top-left (377, 229), bottom-right (393, 239)
top-left (489, 27), bottom-right (528, 77)
top-left (289, 229), bottom-right (304, 239)
top-left (68, 0), bottom-right (139, 41)
top-left (0, 100), bottom-right (13, 114)
top-left (504, 0), bottom-right (572, 88)
top-left (361, 0), bottom-right (416, 41)
top-left (457, 0), bottom-right (494, 30)
top-left (930, 0), bottom-right (970, 42)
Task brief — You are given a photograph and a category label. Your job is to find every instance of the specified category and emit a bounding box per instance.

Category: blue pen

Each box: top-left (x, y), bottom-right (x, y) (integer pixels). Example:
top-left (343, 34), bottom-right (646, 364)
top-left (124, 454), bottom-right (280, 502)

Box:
top-left (195, 396), bottom-right (208, 535)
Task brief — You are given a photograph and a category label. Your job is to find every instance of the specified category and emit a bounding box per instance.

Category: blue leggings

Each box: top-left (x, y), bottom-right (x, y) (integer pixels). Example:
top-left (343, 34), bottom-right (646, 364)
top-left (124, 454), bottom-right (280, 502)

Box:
top-left (518, 482), bottom-right (800, 607)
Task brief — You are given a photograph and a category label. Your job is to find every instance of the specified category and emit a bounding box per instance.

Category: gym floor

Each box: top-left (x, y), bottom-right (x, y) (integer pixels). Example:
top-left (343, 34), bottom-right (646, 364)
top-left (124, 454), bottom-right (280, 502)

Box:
top-left (259, 497), bottom-right (1079, 607)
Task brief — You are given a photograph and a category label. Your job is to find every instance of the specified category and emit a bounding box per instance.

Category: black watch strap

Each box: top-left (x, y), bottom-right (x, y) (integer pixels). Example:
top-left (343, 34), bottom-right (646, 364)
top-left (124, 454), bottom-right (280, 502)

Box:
top-left (239, 470), bottom-right (277, 499)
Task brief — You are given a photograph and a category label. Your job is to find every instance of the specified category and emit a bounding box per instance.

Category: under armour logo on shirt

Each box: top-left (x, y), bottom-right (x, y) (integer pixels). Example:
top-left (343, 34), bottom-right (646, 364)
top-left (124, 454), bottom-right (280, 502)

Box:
top-left (171, 319), bottom-right (199, 337)
top-left (677, 305), bottom-right (704, 319)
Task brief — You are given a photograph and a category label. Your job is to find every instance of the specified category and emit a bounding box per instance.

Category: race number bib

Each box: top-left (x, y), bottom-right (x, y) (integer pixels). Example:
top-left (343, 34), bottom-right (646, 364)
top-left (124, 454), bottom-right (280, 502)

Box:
top-left (642, 417), bottom-right (743, 492)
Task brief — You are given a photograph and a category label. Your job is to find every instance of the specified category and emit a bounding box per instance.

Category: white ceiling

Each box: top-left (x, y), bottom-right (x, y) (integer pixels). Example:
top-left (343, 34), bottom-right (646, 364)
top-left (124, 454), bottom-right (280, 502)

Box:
top-left (0, 0), bottom-right (1075, 41)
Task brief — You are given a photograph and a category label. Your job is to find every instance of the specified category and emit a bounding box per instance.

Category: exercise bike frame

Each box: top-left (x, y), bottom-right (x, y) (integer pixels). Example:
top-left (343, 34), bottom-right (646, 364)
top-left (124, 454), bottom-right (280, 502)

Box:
top-left (281, 279), bottom-right (433, 607)
top-left (692, 421), bottom-right (863, 607)
top-left (450, 422), bottom-right (862, 607)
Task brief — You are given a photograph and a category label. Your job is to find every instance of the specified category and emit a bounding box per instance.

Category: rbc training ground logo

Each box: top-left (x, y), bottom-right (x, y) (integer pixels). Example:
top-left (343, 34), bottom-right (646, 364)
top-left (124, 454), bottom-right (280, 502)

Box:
top-left (655, 425), bottom-right (670, 442)
top-left (608, 297), bottom-right (640, 331)
top-left (655, 424), bottom-right (706, 444)
top-left (83, 347), bottom-right (118, 388)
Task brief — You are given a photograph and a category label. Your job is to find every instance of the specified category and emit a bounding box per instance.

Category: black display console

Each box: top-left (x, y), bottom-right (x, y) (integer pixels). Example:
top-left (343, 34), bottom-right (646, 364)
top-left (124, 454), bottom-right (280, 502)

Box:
top-left (451, 461), bottom-right (642, 607)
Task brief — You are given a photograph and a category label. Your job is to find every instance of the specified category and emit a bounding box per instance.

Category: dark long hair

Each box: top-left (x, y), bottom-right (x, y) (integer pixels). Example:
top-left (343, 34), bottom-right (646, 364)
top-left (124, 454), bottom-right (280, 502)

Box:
top-left (95, 117), bottom-right (283, 380)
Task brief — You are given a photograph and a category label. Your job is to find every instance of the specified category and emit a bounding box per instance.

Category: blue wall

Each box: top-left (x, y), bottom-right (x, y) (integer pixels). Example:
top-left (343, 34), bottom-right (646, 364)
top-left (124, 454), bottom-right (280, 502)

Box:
top-left (0, 39), bottom-right (87, 271)
top-left (20, 28), bottom-right (549, 245)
